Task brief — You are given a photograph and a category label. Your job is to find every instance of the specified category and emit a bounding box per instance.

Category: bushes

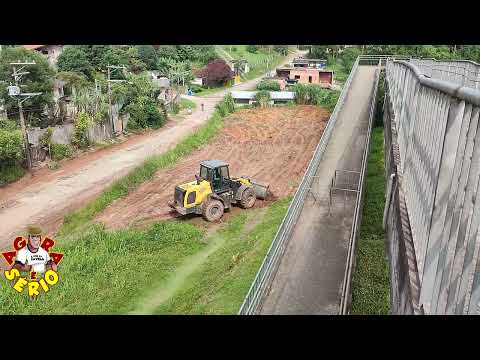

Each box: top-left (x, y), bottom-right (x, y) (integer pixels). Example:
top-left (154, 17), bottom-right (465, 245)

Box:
top-left (189, 84), bottom-right (203, 94)
top-left (0, 163), bottom-right (25, 185)
top-left (374, 70), bottom-right (386, 126)
top-left (0, 127), bottom-right (24, 184)
top-left (200, 59), bottom-right (234, 87)
top-left (246, 45), bottom-right (259, 53)
top-left (40, 127), bottom-right (53, 147)
top-left (0, 128), bottom-right (24, 166)
top-left (215, 94), bottom-right (236, 116)
top-left (51, 143), bottom-right (74, 161)
top-left (340, 47), bottom-right (362, 74)
top-left (254, 90), bottom-right (271, 108)
top-left (274, 45), bottom-right (289, 56)
top-left (170, 101), bottom-right (180, 115)
top-left (126, 97), bottom-right (166, 130)
top-left (0, 117), bottom-right (18, 131)
top-left (292, 84), bottom-right (340, 111)
top-left (292, 83), bottom-right (313, 105)
top-left (256, 80), bottom-right (280, 91)
top-left (72, 112), bottom-right (94, 148)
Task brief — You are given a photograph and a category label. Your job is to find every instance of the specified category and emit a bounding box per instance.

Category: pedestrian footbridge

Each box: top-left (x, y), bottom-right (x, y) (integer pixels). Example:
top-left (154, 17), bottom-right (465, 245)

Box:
top-left (239, 55), bottom-right (480, 315)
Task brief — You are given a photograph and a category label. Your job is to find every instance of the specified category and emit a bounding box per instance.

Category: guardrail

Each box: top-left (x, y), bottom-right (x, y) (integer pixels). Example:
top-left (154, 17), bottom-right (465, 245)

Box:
top-left (409, 58), bottom-right (480, 89)
top-left (386, 58), bottom-right (480, 314)
top-left (339, 66), bottom-right (381, 314)
top-left (238, 55), bottom-right (384, 315)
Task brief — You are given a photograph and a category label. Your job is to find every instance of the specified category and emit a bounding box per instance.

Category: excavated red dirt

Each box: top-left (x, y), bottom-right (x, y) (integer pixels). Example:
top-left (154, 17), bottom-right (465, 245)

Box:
top-left (96, 106), bottom-right (329, 229)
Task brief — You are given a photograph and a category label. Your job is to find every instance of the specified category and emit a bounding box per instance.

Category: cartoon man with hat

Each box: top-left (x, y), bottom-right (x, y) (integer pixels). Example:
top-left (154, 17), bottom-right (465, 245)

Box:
top-left (12, 225), bottom-right (57, 274)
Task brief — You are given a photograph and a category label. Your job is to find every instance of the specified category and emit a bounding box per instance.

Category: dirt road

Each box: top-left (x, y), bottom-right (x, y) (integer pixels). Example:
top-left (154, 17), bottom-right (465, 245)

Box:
top-left (0, 51), bottom-right (300, 253)
top-left (96, 106), bottom-right (329, 229)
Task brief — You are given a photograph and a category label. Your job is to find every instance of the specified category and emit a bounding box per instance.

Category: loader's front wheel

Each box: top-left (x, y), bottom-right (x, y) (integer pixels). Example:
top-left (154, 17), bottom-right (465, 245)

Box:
top-left (240, 187), bottom-right (256, 209)
top-left (202, 199), bottom-right (225, 222)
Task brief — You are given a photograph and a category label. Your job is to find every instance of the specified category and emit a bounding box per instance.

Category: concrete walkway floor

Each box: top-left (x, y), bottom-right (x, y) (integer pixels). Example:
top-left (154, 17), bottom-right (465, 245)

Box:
top-left (260, 66), bottom-right (378, 315)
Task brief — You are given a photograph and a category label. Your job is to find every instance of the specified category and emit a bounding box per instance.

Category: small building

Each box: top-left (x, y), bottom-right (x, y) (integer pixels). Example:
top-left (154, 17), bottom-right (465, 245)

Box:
top-left (191, 77), bottom-right (204, 86)
top-left (149, 71), bottom-right (170, 88)
top-left (276, 66), bottom-right (334, 88)
top-left (23, 45), bottom-right (63, 66)
top-left (230, 91), bottom-right (295, 106)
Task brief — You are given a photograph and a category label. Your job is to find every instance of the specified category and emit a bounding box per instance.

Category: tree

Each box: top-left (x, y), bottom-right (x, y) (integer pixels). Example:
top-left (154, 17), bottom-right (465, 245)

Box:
top-left (274, 45), bottom-right (289, 56)
top-left (246, 45), bottom-right (259, 53)
top-left (156, 45), bottom-right (180, 61)
top-left (308, 46), bottom-right (329, 59)
top-left (459, 46), bottom-right (480, 63)
top-left (175, 45), bottom-right (196, 62)
top-left (0, 46), bottom-right (55, 116)
top-left (125, 96), bottom-right (165, 129)
top-left (192, 45), bottom-right (218, 64)
top-left (75, 45), bottom-right (118, 71)
top-left (111, 72), bottom-right (160, 114)
top-left (157, 58), bottom-right (193, 88)
top-left (200, 59), bottom-right (234, 87)
top-left (136, 45), bottom-right (158, 70)
top-left (124, 47), bottom-right (147, 73)
top-left (340, 47), bottom-right (362, 73)
top-left (57, 46), bottom-right (95, 80)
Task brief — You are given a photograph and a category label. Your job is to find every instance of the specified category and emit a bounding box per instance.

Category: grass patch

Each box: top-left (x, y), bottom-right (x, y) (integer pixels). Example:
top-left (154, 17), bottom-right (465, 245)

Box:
top-left (0, 163), bottom-right (25, 185)
top-left (196, 85), bottom-right (230, 98)
top-left (153, 197), bottom-right (292, 314)
top-left (179, 98), bottom-right (197, 111)
top-left (58, 101), bottom-right (231, 238)
top-left (221, 45), bottom-right (287, 81)
top-left (351, 127), bottom-right (390, 315)
top-left (50, 143), bottom-right (74, 161)
top-left (0, 221), bottom-right (206, 314)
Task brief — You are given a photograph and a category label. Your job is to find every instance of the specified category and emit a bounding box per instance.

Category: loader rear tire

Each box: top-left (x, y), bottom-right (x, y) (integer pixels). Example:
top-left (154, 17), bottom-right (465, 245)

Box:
top-left (240, 187), bottom-right (256, 209)
top-left (202, 199), bottom-right (224, 222)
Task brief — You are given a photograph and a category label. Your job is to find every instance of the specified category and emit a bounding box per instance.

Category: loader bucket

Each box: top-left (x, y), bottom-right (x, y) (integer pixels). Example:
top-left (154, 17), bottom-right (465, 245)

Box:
top-left (250, 179), bottom-right (269, 200)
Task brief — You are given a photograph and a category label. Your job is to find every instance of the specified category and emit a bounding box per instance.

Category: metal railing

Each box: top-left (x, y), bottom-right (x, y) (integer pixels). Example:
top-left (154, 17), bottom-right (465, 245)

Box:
top-left (339, 67), bottom-right (381, 314)
top-left (238, 55), bottom-right (384, 315)
top-left (386, 59), bottom-right (480, 314)
top-left (410, 58), bottom-right (480, 89)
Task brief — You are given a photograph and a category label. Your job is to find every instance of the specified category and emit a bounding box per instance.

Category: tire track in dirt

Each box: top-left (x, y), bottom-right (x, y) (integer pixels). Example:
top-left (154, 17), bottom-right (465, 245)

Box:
top-left (95, 106), bottom-right (330, 230)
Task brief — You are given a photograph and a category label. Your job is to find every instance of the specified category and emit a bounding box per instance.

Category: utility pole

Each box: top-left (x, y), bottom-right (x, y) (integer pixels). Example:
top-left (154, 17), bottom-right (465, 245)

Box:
top-left (107, 65), bottom-right (127, 134)
top-left (8, 62), bottom-right (41, 172)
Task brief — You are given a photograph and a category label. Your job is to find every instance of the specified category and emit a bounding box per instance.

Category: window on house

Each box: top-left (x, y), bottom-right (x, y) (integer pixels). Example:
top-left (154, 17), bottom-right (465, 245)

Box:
top-left (294, 75), bottom-right (300, 80)
top-left (309, 76), bottom-right (312, 83)
top-left (41, 50), bottom-right (49, 55)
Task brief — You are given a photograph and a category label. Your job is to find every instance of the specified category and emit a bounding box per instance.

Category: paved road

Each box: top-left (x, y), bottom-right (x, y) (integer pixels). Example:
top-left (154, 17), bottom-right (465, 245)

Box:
top-left (259, 66), bottom-right (378, 315)
top-left (0, 51), bottom-right (301, 254)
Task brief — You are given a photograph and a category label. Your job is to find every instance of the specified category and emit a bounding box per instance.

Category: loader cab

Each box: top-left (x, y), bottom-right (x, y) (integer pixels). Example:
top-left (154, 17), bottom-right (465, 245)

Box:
top-left (199, 160), bottom-right (231, 194)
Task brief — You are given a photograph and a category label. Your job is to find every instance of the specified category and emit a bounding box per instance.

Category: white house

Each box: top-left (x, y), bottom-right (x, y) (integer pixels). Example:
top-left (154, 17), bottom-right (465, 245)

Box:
top-left (230, 91), bottom-right (295, 106)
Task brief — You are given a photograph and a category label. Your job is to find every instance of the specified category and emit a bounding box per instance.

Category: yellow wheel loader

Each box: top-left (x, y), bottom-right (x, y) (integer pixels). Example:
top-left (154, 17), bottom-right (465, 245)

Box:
top-left (168, 160), bottom-right (269, 222)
